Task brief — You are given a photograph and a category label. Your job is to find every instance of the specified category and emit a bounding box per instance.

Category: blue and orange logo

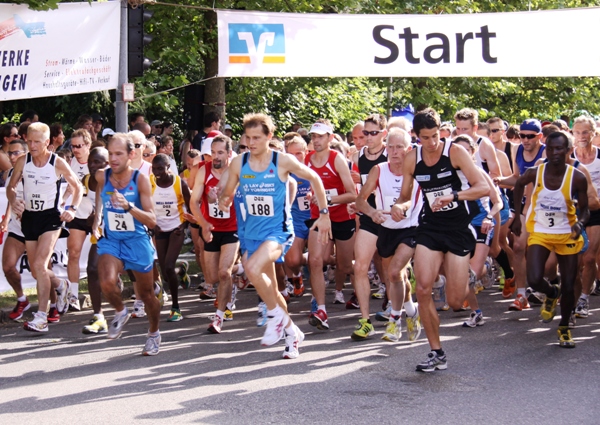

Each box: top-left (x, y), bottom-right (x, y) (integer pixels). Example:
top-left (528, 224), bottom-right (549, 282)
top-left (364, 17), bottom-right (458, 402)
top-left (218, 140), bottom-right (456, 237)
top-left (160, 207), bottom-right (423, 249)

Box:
top-left (228, 23), bottom-right (285, 64)
top-left (0, 15), bottom-right (46, 41)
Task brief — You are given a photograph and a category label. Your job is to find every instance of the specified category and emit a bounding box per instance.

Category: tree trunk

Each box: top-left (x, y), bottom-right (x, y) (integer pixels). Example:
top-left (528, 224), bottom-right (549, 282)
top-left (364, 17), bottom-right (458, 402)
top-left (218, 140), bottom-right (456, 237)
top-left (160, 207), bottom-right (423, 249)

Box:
top-left (203, 11), bottom-right (225, 120)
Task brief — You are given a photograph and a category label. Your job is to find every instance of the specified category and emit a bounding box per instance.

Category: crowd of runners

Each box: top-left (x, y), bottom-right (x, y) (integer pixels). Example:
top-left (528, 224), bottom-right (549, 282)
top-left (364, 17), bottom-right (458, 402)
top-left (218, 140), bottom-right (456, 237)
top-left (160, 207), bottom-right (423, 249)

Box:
top-left (2, 106), bottom-right (598, 371)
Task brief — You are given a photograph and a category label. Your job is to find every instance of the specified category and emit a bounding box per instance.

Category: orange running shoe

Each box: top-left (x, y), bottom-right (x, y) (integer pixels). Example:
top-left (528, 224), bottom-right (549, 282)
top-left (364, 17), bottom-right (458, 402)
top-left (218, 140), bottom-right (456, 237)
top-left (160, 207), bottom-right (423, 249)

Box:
top-left (508, 294), bottom-right (530, 311)
top-left (502, 277), bottom-right (516, 298)
top-left (291, 276), bottom-right (305, 297)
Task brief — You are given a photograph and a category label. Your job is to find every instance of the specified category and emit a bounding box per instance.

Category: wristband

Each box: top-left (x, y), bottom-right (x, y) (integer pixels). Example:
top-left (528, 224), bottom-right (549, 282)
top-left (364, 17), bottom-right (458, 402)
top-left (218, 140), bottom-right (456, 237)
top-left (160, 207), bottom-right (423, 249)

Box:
top-left (452, 190), bottom-right (459, 202)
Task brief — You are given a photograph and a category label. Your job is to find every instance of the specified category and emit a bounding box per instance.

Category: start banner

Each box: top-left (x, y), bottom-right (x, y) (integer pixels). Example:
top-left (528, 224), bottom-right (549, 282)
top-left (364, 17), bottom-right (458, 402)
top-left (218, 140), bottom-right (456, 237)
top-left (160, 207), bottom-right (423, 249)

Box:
top-left (0, 2), bottom-right (119, 101)
top-left (218, 8), bottom-right (600, 78)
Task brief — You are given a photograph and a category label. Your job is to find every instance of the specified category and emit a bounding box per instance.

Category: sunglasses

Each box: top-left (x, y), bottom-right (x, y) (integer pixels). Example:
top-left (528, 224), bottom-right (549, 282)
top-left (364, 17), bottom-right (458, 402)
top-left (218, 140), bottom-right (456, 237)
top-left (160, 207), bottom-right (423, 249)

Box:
top-left (362, 130), bottom-right (383, 136)
top-left (9, 133), bottom-right (19, 138)
top-left (519, 134), bottom-right (538, 140)
top-left (7, 150), bottom-right (24, 156)
top-left (490, 129), bottom-right (503, 133)
top-left (239, 145), bottom-right (248, 149)
top-left (71, 144), bottom-right (85, 149)
top-left (143, 153), bottom-right (153, 157)
top-left (134, 143), bottom-right (143, 149)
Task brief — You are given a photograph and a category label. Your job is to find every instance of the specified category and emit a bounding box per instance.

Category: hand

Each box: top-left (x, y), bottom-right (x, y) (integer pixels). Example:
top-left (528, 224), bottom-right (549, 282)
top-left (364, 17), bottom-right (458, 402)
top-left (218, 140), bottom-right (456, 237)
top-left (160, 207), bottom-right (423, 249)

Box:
top-left (347, 202), bottom-right (357, 215)
top-left (510, 216), bottom-right (522, 237)
top-left (60, 209), bottom-right (75, 222)
top-left (110, 192), bottom-right (129, 210)
top-left (370, 210), bottom-right (387, 225)
top-left (92, 224), bottom-right (101, 241)
top-left (391, 204), bottom-right (406, 222)
top-left (431, 194), bottom-right (453, 212)
top-left (481, 219), bottom-right (493, 234)
top-left (571, 222), bottom-right (583, 240)
top-left (184, 212), bottom-right (197, 224)
top-left (12, 199), bottom-right (25, 217)
top-left (202, 224), bottom-right (214, 243)
top-left (350, 170), bottom-right (361, 184)
top-left (306, 192), bottom-right (317, 205)
top-left (493, 177), bottom-right (502, 186)
top-left (310, 215), bottom-right (332, 244)
top-left (0, 218), bottom-right (8, 233)
top-left (218, 195), bottom-right (231, 212)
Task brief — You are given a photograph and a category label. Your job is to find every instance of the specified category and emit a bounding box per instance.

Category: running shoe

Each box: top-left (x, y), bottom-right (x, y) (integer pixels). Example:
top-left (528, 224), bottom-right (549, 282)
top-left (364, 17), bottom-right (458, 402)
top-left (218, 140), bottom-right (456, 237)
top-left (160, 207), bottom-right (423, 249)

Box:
top-left (592, 279), bottom-right (600, 296)
top-left (351, 318), bottom-right (375, 341)
top-left (405, 309), bottom-right (422, 342)
top-left (468, 268), bottom-right (477, 289)
top-left (575, 297), bottom-right (589, 318)
top-left (47, 307), bottom-right (60, 323)
top-left (557, 326), bottom-right (575, 348)
top-left (82, 315), bottom-right (108, 334)
top-left (569, 311), bottom-right (576, 329)
top-left (526, 288), bottom-right (545, 305)
top-left (132, 300), bottom-right (146, 318)
top-left (333, 290), bottom-right (345, 304)
top-left (24, 312), bottom-right (48, 333)
top-left (481, 259), bottom-right (494, 289)
top-left (497, 266), bottom-right (506, 290)
top-left (502, 277), bottom-right (516, 298)
top-left (453, 299), bottom-right (470, 312)
top-left (177, 260), bottom-right (191, 290)
top-left (108, 309), bottom-right (130, 339)
top-left (282, 324), bottom-right (305, 359)
top-left (291, 276), bottom-right (304, 297)
top-left (432, 275), bottom-right (447, 311)
top-left (68, 293), bottom-right (81, 312)
top-left (308, 309), bottom-right (329, 330)
top-left (55, 279), bottom-right (70, 315)
top-left (224, 309), bottom-right (233, 321)
top-left (381, 320), bottom-right (401, 342)
top-left (508, 294), bottom-right (529, 311)
top-left (167, 309), bottom-right (183, 322)
top-left (310, 297), bottom-right (318, 315)
top-left (208, 315), bottom-right (222, 334)
top-left (9, 298), bottom-right (30, 321)
top-left (371, 282), bottom-right (386, 299)
top-left (261, 309), bottom-right (287, 346)
top-left (142, 333), bottom-right (161, 356)
top-left (237, 273), bottom-right (251, 290)
top-left (326, 265), bottom-right (336, 284)
top-left (541, 285), bottom-right (560, 323)
top-left (200, 286), bottom-right (217, 300)
top-left (154, 280), bottom-right (165, 307)
top-left (416, 351), bottom-right (447, 372)
top-left (346, 292), bottom-right (360, 310)
top-left (375, 302), bottom-right (391, 322)
top-left (257, 302), bottom-right (267, 327)
top-left (463, 311), bottom-right (485, 328)
top-left (230, 285), bottom-right (238, 310)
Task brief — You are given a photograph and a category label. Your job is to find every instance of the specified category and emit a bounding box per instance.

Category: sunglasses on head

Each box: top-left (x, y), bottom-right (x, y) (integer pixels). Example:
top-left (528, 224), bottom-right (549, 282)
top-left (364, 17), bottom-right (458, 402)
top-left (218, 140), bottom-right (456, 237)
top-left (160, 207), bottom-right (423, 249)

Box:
top-left (362, 130), bottom-right (383, 136)
top-left (490, 129), bottom-right (503, 133)
top-left (519, 133), bottom-right (537, 140)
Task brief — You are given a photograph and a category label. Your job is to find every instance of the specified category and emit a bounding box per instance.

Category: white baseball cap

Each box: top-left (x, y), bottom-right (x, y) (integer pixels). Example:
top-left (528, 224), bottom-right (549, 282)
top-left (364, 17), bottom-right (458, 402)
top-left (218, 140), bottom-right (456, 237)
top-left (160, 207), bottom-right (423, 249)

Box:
top-left (309, 122), bottom-right (333, 135)
top-left (102, 128), bottom-right (115, 137)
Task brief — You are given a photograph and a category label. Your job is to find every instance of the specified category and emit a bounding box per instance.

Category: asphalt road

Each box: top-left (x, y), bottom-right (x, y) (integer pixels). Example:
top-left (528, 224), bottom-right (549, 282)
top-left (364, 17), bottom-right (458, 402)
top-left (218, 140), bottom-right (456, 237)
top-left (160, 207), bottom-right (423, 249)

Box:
top-left (1, 275), bottom-right (599, 424)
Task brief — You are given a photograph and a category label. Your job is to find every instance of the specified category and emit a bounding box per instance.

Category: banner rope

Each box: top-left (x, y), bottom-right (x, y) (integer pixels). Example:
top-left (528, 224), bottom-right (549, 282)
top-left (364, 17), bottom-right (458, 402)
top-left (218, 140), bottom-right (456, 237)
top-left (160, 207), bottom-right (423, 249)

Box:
top-left (130, 75), bottom-right (220, 102)
top-left (127, 0), bottom-right (216, 11)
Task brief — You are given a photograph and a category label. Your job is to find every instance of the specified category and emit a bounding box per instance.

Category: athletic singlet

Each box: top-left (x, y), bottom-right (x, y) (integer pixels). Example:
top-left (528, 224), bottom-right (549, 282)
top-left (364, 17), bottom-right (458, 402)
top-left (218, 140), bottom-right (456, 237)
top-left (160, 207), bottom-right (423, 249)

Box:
top-left (504, 142), bottom-right (514, 172)
top-left (359, 146), bottom-right (388, 208)
top-left (22, 152), bottom-right (62, 212)
top-left (414, 139), bottom-right (474, 230)
top-left (240, 151), bottom-right (292, 240)
top-left (291, 173), bottom-right (312, 223)
top-left (138, 160), bottom-right (152, 176)
top-left (76, 173), bottom-right (94, 219)
top-left (150, 173), bottom-right (186, 232)
top-left (516, 144), bottom-right (545, 175)
top-left (474, 137), bottom-right (490, 174)
top-left (101, 169), bottom-right (147, 240)
top-left (7, 168), bottom-right (23, 237)
top-left (305, 149), bottom-right (354, 222)
top-left (526, 163), bottom-right (578, 234)
top-left (375, 162), bottom-right (422, 229)
top-left (457, 166), bottom-right (492, 227)
top-left (70, 157), bottom-right (88, 180)
top-left (572, 147), bottom-right (600, 194)
top-left (201, 162), bottom-right (237, 232)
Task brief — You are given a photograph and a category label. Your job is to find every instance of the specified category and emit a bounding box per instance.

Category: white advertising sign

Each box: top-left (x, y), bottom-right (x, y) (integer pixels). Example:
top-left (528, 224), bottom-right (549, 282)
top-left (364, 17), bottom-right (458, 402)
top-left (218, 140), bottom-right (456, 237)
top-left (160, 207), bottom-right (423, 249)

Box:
top-left (0, 2), bottom-right (120, 101)
top-left (218, 8), bottom-right (600, 77)
top-left (0, 188), bottom-right (91, 293)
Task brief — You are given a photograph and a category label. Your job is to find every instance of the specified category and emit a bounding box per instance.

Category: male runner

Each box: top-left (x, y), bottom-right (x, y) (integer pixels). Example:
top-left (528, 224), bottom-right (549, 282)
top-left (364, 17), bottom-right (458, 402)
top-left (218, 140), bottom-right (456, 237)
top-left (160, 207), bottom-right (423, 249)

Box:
top-left (392, 108), bottom-right (487, 371)
top-left (92, 133), bottom-right (160, 355)
top-left (7, 122), bottom-right (83, 332)
top-left (218, 113), bottom-right (331, 359)
top-left (511, 131), bottom-right (589, 347)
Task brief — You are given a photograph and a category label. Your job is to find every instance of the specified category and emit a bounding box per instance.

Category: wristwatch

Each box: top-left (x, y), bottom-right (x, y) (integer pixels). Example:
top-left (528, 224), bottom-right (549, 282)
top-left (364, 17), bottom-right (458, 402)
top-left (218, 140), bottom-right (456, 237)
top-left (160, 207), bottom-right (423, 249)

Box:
top-left (452, 190), bottom-right (459, 202)
top-left (124, 202), bottom-right (134, 212)
top-left (486, 215), bottom-right (493, 221)
top-left (65, 205), bottom-right (77, 212)
top-left (319, 208), bottom-right (330, 215)
top-left (326, 194), bottom-right (333, 206)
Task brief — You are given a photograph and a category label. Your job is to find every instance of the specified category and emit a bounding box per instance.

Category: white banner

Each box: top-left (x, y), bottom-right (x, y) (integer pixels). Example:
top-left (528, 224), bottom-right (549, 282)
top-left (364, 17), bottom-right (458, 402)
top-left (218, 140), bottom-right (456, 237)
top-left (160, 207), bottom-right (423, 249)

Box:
top-left (218, 8), bottom-right (600, 77)
top-left (0, 188), bottom-right (91, 293)
top-left (0, 2), bottom-right (119, 101)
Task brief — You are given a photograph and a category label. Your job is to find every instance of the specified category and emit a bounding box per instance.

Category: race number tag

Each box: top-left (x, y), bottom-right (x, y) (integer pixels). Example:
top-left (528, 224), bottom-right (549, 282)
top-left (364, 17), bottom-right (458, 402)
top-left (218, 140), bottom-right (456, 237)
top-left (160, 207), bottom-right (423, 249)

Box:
top-left (209, 202), bottom-right (230, 219)
top-left (246, 195), bottom-right (274, 217)
top-left (157, 203), bottom-right (174, 218)
top-left (425, 188), bottom-right (458, 212)
top-left (27, 193), bottom-right (52, 211)
top-left (538, 210), bottom-right (565, 229)
top-left (107, 211), bottom-right (135, 232)
top-left (297, 196), bottom-right (310, 211)
top-left (384, 196), bottom-right (397, 211)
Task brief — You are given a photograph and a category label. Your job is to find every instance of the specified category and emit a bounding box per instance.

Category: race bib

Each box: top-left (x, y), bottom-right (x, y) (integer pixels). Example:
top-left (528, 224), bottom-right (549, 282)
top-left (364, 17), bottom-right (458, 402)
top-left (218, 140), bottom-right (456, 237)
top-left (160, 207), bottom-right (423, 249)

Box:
top-left (156, 203), bottom-right (175, 218)
top-left (297, 196), bottom-right (310, 211)
top-left (209, 202), bottom-right (230, 219)
top-left (246, 195), bottom-right (274, 217)
top-left (107, 211), bottom-right (135, 232)
top-left (26, 192), bottom-right (53, 211)
top-left (425, 188), bottom-right (458, 212)
top-left (538, 210), bottom-right (566, 229)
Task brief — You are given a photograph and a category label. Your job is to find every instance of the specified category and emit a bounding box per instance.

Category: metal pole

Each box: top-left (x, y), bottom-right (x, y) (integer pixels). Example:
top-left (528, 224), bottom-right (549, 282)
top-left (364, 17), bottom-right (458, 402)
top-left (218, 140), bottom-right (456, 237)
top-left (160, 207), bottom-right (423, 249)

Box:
top-left (115, 0), bottom-right (128, 132)
top-left (387, 77), bottom-right (393, 118)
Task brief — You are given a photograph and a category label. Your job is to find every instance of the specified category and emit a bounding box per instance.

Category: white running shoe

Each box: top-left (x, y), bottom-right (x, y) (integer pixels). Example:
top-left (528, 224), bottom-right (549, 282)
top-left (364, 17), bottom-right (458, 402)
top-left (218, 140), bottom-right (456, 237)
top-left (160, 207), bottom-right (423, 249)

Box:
top-left (142, 333), bottom-right (161, 356)
top-left (333, 290), bottom-right (345, 304)
top-left (108, 309), bottom-right (131, 339)
top-left (405, 308), bottom-right (422, 341)
top-left (132, 299), bottom-right (146, 318)
top-left (55, 280), bottom-right (70, 315)
top-left (282, 324), bottom-right (305, 359)
top-left (68, 293), bottom-right (81, 311)
top-left (24, 311), bottom-right (48, 333)
top-left (261, 308), bottom-right (287, 346)
top-left (256, 301), bottom-right (267, 327)
top-left (382, 319), bottom-right (401, 342)
top-left (462, 311), bottom-right (485, 328)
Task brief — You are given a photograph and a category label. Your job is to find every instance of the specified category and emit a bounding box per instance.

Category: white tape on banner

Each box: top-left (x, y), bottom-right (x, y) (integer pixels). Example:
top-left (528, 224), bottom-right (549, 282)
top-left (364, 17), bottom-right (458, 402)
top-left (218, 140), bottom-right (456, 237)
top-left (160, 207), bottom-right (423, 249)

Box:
top-left (218, 8), bottom-right (600, 77)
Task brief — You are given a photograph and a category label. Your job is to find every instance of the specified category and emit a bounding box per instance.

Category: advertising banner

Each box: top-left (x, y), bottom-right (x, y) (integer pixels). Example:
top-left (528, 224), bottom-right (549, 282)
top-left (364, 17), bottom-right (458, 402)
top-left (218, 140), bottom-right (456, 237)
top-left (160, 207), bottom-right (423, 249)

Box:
top-left (218, 8), bottom-right (600, 77)
top-left (0, 2), bottom-right (120, 101)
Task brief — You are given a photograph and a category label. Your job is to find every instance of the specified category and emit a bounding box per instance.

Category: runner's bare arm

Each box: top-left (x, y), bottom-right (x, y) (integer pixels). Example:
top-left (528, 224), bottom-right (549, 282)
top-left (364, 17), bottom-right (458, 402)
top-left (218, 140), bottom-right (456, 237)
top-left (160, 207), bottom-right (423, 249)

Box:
top-left (55, 156), bottom-right (83, 222)
top-left (130, 173), bottom-right (156, 229)
top-left (218, 155), bottom-right (242, 211)
top-left (393, 149), bottom-right (416, 221)
top-left (356, 165), bottom-right (385, 224)
top-left (6, 155), bottom-right (25, 216)
top-left (333, 152), bottom-right (358, 204)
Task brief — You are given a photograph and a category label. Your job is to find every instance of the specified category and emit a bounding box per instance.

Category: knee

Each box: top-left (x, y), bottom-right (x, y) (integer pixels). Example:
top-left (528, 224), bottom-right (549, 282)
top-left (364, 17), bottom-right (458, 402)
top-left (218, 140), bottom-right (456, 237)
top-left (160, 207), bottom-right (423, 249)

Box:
top-left (353, 259), bottom-right (369, 275)
top-left (447, 296), bottom-right (464, 311)
top-left (416, 282), bottom-right (433, 300)
top-left (68, 248), bottom-right (82, 260)
top-left (308, 254), bottom-right (322, 269)
top-left (583, 250), bottom-right (597, 267)
top-left (218, 269), bottom-right (230, 283)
